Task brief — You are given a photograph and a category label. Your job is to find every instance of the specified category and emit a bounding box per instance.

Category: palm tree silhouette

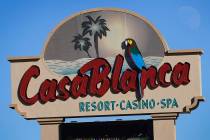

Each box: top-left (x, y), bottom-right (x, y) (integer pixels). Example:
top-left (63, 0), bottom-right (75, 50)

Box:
top-left (72, 34), bottom-right (92, 58)
top-left (82, 15), bottom-right (110, 57)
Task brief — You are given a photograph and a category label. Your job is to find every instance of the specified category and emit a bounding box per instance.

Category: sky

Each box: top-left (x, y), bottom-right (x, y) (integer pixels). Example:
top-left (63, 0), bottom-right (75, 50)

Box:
top-left (0, 0), bottom-right (210, 140)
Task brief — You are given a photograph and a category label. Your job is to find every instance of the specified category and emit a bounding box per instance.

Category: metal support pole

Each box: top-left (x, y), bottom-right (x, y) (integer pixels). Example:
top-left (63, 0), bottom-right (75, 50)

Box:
top-left (152, 113), bottom-right (178, 140)
top-left (38, 118), bottom-right (64, 140)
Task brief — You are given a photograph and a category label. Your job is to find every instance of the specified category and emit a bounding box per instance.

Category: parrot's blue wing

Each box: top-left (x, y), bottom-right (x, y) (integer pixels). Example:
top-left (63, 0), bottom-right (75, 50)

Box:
top-left (130, 53), bottom-right (145, 69)
top-left (130, 53), bottom-right (145, 99)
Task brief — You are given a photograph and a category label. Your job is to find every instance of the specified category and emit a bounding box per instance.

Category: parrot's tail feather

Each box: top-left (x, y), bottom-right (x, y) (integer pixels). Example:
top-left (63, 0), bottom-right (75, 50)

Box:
top-left (135, 73), bottom-right (143, 100)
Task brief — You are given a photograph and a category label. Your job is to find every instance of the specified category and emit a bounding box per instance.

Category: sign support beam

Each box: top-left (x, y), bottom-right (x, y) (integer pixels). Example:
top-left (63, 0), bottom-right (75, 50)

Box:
top-left (37, 118), bottom-right (64, 140)
top-left (152, 113), bottom-right (178, 140)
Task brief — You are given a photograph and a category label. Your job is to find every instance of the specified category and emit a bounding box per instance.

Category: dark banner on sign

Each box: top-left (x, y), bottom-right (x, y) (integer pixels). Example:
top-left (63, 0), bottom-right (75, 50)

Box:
top-left (59, 120), bottom-right (153, 140)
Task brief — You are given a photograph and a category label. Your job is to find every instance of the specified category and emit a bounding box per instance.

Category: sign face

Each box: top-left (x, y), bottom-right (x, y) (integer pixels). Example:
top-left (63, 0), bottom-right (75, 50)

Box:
top-left (9, 9), bottom-right (204, 119)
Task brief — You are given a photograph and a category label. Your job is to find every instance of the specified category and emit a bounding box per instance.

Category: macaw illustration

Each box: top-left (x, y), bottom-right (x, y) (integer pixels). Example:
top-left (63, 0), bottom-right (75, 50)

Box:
top-left (121, 38), bottom-right (145, 99)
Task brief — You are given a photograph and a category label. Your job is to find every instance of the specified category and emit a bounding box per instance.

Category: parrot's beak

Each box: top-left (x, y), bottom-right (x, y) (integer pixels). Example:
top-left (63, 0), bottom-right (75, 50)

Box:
top-left (125, 40), bottom-right (128, 46)
top-left (121, 40), bottom-right (127, 49)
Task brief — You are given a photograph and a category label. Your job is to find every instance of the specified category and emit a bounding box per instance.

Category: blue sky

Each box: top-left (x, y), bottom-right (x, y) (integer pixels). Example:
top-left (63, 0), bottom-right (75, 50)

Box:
top-left (0, 0), bottom-right (210, 140)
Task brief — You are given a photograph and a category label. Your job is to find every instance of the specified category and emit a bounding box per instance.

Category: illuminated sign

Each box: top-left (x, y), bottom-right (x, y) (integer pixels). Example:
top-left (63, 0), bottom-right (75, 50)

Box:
top-left (9, 9), bottom-right (203, 119)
